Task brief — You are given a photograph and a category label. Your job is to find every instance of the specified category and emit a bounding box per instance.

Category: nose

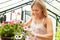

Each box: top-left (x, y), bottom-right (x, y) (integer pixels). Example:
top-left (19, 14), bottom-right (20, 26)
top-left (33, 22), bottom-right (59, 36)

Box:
top-left (33, 11), bottom-right (37, 14)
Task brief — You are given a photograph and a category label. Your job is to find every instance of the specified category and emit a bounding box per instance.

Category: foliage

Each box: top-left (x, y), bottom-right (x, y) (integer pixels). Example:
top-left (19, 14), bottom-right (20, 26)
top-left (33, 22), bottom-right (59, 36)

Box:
top-left (0, 22), bottom-right (27, 40)
top-left (56, 25), bottom-right (60, 40)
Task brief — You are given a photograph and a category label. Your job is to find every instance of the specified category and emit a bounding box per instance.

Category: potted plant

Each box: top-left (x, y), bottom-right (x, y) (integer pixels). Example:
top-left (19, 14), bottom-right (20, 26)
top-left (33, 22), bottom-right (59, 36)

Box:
top-left (0, 21), bottom-right (27, 40)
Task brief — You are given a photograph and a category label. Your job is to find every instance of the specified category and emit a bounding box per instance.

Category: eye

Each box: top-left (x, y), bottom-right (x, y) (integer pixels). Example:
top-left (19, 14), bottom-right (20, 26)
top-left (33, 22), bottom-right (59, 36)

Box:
top-left (32, 9), bottom-right (39, 12)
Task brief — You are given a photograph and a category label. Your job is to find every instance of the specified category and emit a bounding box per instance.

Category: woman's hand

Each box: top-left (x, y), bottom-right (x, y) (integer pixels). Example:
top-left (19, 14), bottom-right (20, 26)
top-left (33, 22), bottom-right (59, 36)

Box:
top-left (24, 27), bottom-right (37, 36)
top-left (24, 28), bottom-right (34, 35)
top-left (19, 23), bottom-right (24, 27)
top-left (30, 31), bottom-right (37, 36)
top-left (24, 27), bottom-right (32, 32)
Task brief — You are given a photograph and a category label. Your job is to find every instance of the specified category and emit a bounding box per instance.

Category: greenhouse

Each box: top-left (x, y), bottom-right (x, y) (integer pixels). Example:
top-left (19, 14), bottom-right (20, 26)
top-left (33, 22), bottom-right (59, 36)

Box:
top-left (0, 0), bottom-right (60, 40)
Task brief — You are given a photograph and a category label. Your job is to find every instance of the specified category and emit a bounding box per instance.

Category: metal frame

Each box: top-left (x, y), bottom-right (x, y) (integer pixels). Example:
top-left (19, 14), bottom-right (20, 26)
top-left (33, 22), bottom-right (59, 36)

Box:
top-left (56, 0), bottom-right (60, 3)
top-left (43, 0), bottom-right (54, 3)
top-left (0, 0), bottom-right (11, 4)
top-left (0, 0), bottom-right (33, 14)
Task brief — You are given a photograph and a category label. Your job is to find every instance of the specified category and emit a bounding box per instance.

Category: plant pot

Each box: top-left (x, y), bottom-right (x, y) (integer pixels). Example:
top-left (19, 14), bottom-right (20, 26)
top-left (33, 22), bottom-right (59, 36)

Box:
top-left (1, 37), bottom-right (11, 40)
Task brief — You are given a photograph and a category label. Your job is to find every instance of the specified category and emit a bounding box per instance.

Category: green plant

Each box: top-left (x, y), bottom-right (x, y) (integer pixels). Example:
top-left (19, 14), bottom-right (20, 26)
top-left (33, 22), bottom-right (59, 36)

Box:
top-left (56, 25), bottom-right (60, 40)
top-left (0, 22), bottom-right (26, 40)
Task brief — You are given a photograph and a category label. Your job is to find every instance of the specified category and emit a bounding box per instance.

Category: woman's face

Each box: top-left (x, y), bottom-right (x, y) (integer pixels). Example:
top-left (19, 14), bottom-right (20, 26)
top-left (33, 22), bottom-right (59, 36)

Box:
top-left (31, 5), bottom-right (42, 17)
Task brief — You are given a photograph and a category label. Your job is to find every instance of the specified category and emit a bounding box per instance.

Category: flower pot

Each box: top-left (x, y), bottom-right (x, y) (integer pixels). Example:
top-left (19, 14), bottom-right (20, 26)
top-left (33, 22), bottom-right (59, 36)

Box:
top-left (1, 37), bottom-right (11, 40)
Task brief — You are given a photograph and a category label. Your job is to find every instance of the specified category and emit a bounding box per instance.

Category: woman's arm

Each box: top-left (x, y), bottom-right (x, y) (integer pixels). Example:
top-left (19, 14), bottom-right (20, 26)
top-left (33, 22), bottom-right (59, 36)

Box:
top-left (32, 17), bottom-right (53, 39)
top-left (23, 18), bottom-right (32, 27)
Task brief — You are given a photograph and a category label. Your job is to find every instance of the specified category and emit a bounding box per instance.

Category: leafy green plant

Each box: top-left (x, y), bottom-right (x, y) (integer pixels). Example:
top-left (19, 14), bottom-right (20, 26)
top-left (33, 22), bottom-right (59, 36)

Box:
top-left (0, 22), bottom-right (27, 40)
top-left (56, 25), bottom-right (60, 40)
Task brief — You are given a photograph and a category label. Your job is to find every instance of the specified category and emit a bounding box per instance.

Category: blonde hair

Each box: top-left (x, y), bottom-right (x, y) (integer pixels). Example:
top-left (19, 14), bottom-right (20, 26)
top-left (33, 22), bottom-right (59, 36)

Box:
top-left (31, 0), bottom-right (48, 17)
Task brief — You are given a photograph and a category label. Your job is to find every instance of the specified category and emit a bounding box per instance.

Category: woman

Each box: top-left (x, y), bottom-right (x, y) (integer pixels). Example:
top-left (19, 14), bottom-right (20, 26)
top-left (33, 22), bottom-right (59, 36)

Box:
top-left (23, 0), bottom-right (53, 40)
